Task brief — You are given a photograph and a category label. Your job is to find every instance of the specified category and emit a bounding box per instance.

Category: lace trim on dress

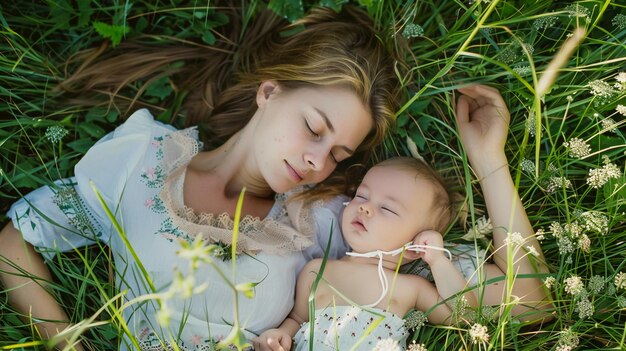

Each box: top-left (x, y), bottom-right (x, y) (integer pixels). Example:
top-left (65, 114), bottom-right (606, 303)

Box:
top-left (157, 128), bottom-right (317, 255)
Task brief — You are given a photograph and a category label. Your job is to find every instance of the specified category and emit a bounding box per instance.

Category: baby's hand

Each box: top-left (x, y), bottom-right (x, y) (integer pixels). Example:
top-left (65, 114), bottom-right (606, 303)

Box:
top-left (413, 230), bottom-right (445, 265)
top-left (252, 329), bottom-right (292, 351)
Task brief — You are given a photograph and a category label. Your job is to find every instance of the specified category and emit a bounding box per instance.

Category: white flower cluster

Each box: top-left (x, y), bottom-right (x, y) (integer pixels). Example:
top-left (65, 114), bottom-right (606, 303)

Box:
top-left (579, 211), bottom-right (609, 235)
top-left (469, 323), bottom-right (490, 344)
top-left (565, 275), bottom-right (584, 296)
top-left (615, 272), bottom-right (626, 290)
top-left (557, 327), bottom-right (580, 351)
top-left (544, 276), bottom-right (556, 289)
top-left (550, 221), bottom-right (593, 260)
top-left (44, 125), bottom-right (69, 143)
top-left (520, 158), bottom-right (535, 174)
top-left (546, 176), bottom-right (572, 193)
top-left (462, 216), bottom-right (493, 241)
top-left (563, 137), bottom-right (591, 158)
top-left (564, 4), bottom-right (590, 18)
top-left (588, 79), bottom-right (616, 105)
top-left (586, 162), bottom-right (621, 188)
top-left (407, 342), bottom-right (428, 351)
top-left (533, 15), bottom-right (557, 30)
top-left (601, 117), bottom-right (618, 132)
top-left (613, 14), bottom-right (626, 30)
top-left (616, 104), bottom-right (626, 116)
top-left (587, 275), bottom-right (605, 295)
top-left (402, 23), bottom-right (424, 38)
top-left (504, 232), bottom-right (525, 247)
top-left (575, 295), bottom-right (594, 319)
top-left (373, 338), bottom-right (402, 351)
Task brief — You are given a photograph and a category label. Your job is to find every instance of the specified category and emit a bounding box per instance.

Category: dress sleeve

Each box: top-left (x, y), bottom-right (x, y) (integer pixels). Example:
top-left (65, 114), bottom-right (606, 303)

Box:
top-left (7, 109), bottom-right (174, 259)
top-left (302, 195), bottom-right (351, 262)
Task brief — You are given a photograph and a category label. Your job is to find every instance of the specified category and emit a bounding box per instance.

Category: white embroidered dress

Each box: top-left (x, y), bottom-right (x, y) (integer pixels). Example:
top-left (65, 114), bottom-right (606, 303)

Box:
top-left (8, 109), bottom-right (349, 350)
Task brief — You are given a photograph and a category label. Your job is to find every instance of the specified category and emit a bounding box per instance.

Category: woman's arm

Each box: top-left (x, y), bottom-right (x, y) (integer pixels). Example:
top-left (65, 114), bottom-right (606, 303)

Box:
top-left (252, 259), bottom-right (320, 351)
top-left (455, 85), bottom-right (552, 318)
top-left (0, 223), bottom-right (84, 351)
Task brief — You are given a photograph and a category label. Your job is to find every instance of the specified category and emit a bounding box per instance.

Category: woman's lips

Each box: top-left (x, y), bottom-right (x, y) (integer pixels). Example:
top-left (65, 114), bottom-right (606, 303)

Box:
top-left (351, 218), bottom-right (367, 231)
top-left (285, 161), bottom-right (304, 182)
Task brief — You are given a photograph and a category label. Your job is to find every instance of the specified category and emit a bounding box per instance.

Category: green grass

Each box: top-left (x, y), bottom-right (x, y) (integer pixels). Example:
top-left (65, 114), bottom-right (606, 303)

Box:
top-left (1, 0), bottom-right (625, 350)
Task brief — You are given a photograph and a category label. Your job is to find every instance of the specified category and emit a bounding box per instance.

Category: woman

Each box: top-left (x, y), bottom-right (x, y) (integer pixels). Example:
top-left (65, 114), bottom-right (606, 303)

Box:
top-left (0, 5), bottom-right (400, 350)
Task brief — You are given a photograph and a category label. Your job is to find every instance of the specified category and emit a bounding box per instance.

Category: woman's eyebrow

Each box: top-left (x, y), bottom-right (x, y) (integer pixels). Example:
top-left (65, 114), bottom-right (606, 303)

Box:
top-left (313, 107), bottom-right (355, 155)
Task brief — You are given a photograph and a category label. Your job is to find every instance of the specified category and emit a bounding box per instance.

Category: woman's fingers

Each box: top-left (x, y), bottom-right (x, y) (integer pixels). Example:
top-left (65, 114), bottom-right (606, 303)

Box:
top-left (458, 84), bottom-right (507, 109)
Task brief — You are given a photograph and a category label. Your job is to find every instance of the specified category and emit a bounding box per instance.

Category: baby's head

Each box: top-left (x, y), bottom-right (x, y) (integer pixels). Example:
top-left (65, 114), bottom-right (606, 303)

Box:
top-left (341, 157), bottom-right (455, 254)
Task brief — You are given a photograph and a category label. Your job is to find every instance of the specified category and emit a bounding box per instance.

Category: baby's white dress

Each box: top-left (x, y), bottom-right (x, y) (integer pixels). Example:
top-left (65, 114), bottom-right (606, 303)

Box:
top-left (293, 306), bottom-right (408, 351)
top-left (7, 109), bottom-right (349, 350)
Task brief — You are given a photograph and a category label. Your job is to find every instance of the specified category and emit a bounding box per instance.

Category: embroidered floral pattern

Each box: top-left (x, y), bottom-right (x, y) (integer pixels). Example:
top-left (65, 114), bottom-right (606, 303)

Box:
top-left (151, 136), bottom-right (165, 160)
top-left (145, 195), bottom-right (167, 214)
top-left (157, 217), bottom-right (193, 243)
top-left (52, 183), bottom-right (103, 238)
top-left (141, 166), bottom-right (166, 189)
top-left (137, 328), bottom-right (251, 351)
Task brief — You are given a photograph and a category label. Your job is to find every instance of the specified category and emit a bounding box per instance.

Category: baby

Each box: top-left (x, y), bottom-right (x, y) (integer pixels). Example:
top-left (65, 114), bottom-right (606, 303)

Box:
top-left (253, 157), bottom-right (477, 351)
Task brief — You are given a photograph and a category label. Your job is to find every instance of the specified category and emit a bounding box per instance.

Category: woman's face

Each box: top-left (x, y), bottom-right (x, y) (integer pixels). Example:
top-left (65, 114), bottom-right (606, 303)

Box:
top-left (253, 82), bottom-right (373, 193)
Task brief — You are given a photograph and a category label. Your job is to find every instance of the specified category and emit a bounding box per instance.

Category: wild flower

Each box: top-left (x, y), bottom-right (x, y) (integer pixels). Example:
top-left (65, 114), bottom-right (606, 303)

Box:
top-left (373, 338), bottom-right (401, 351)
top-left (601, 117), bottom-right (617, 132)
top-left (563, 137), bottom-right (591, 158)
top-left (469, 323), bottom-right (490, 344)
top-left (550, 222), bottom-right (564, 237)
top-left (544, 276), bottom-right (556, 289)
top-left (404, 310), bottom-right (428, 330)
top-left (525, 245), bottom-right (539, 257)
top-left (513, 65), bottom-right (531, 76)
top-left (480, 305), bottom-right (498, 321)
top-left (577, 234), bottom-right (590, 253)
top-left (575, 296), bottom-right (594, 319)
top-left (557, 327), bottom-right (580, 351)
top-left (535, 228), bottom-right (545, 241)
top-left (452, 295), bottom-right (469, 322)
top-left (566, 95), bottom-right (574, 102)
top-left (564, 222), bottom-right (582, 238)
top-left (616, 104), bottom-right (626, 116)
top-left (613, 14), bottom-right (626, 30)
top-left (499, 44), bottom-right (519, 64)
top-left (580, 211), bottom-right (609, 235)
top-left (525, 112), bottom-right (536, 137)
top-left (520, 158), bottom-right (535, 174)
top-left (407, 342), bottom-right (428, 351)
top-left (462, 216), bottom-right (492, 241)
top-left (615, 272), bottom-right (626, 290)
top-left (564, 4), bottom-right (590, 19)
top-left (586, 163), bottom-right (621, 188)
top-left (156, 302), bottom-right (171, 327)
top-left (504, 232), bottom-right (524, 247)
top-left (565, 276), bottom-right (584, 296)
top-left (521, 43), bottom-right (534, 55)
top-left (546, 176), bottom-right (572, 193)
top-left (617, 296), bottom-right (626, 309)
top-left (402, 23), bottom-right (424, 38)
top-left (616, 72), bottom-right (626, 85)
top-left (588, 80), bottom-right (616, 105)
top-left (44, 125), bottom-right (69, 143)
top-left (587, 275), bottom-right (605, 295)
top-left (533, 15), bottom-right (557, 30)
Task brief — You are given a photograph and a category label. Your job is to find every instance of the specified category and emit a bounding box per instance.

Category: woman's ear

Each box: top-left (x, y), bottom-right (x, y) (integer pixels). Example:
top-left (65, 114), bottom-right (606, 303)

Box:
top-left (256, 80), bottom-right (280, 107)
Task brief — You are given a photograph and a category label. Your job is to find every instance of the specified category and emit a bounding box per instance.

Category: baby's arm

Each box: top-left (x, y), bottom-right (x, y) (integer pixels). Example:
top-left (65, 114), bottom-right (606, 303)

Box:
top-left (414, 231), bottom-right (477, 307)
top-left (253, 260), bottom-right (320, 351)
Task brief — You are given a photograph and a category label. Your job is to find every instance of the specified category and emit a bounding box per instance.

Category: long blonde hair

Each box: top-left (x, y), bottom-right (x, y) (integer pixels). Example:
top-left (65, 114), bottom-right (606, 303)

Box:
top-left (58, 4), bottom-right (403, 200)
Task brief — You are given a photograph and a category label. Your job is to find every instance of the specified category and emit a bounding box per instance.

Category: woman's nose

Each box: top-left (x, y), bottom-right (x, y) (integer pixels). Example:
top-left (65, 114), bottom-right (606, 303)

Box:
top-left (358, 204), bottom-right (372, 216)
top-left (304, 150), bottom-right (327, 172)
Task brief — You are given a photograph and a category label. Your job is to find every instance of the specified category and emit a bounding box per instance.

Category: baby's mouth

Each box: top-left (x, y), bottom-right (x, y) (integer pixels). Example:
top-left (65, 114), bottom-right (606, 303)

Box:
top-left (351, 217), bottom-right (367, 232)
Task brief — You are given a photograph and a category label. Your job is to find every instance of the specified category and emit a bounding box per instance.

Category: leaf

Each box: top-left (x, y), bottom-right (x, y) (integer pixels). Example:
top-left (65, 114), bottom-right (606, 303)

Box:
top-left (76, 0), bottom-right (93, 28)
top-left (92, 22), bottom-right (131, 47)
top-left (201, 31), bottom-right (216, 45)
top-left (47, 0), bottom-right (72, 29)
top-left (268, 0), bottom-right (304, 22)
top-left (78, 122), bottom-right (106, 139)
top-left (318, 0), bottom-right (349, 12)
top-left (145, 76), bottom-right (173, 100)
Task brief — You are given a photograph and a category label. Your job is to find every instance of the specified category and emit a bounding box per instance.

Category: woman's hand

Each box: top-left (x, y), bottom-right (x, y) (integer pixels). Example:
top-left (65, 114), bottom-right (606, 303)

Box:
top-left (455, 84), bottom-right (510, 177)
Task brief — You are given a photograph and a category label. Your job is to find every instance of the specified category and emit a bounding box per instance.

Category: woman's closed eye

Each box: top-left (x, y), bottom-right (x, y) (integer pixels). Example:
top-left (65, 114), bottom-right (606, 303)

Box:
top-left (305, 118), bottom-right (320, 140)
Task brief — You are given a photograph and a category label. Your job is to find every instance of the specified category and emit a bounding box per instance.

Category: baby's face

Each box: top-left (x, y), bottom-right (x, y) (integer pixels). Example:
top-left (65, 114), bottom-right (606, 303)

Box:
top-left (341, 166), bottom-right (438, 254)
